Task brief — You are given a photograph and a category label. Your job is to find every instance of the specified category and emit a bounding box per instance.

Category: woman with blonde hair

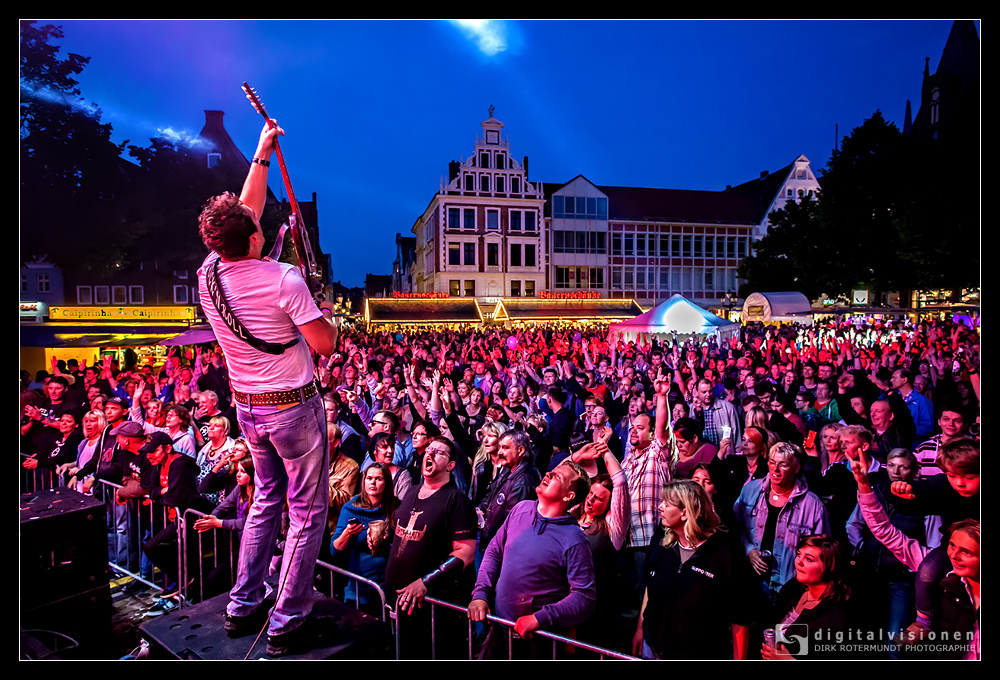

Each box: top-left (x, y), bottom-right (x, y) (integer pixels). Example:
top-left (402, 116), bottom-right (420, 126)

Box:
top-left (196, 415), bottom-right (235, 503)
top-left (633, 480), bottom-right (754, 659)
top-left (469, 421), bottom-right (509, 506)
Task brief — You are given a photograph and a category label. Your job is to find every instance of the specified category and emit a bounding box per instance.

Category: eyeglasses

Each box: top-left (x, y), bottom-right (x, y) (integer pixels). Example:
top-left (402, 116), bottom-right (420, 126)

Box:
top-left (426, 447), bottom-right (451, 459)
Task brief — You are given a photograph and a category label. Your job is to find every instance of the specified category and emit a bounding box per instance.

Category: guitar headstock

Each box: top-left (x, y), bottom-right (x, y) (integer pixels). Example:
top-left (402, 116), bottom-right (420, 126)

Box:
top-left (241, 82), bottom-right (272, 125)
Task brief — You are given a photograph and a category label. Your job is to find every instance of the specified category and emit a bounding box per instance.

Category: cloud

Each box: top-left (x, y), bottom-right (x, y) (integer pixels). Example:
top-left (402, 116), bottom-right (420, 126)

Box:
top-left (451, 20), bottom-right (509, 57)
top-left (155, 127), bottom-right (215, 151)
top-left (20, 81), bottom-right (102, 118)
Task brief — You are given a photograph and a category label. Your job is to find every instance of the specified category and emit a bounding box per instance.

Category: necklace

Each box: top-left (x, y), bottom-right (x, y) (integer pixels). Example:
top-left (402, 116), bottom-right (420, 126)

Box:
top-left (771, 487), bottom-right (792, 502)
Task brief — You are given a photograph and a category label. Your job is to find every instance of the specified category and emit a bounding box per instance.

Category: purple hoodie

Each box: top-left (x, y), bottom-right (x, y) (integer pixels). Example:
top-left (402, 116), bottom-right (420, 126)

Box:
top-left (472, 500), bottom-right (595, 629)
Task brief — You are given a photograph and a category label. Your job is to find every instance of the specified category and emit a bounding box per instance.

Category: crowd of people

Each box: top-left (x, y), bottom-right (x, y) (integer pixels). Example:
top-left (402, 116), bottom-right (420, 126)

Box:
top-left (20, 315), bottom-right (980, 659)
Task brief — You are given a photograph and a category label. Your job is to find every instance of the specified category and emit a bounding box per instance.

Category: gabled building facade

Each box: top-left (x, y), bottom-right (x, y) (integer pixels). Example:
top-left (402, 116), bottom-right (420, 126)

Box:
top-left (409, 113), bottom-right (546, 304)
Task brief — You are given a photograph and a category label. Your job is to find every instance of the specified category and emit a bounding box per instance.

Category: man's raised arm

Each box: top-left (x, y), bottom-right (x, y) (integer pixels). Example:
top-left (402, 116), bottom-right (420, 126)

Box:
top-left (240, 122), bottom-right (283, 220)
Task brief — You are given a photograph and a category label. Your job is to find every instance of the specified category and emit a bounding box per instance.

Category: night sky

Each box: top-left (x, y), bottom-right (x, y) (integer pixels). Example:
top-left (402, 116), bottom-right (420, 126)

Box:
top-left (31, 20), bottom-right (978, 287)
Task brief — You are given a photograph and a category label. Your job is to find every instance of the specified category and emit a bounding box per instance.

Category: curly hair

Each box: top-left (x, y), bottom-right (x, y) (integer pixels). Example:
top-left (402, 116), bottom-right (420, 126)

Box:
top-left (198, 192), bottom-right (258, 259)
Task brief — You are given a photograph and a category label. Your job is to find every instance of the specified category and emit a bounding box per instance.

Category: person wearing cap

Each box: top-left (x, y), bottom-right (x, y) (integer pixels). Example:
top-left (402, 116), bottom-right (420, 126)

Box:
top-left (141, 431), bottom-right (213, 612)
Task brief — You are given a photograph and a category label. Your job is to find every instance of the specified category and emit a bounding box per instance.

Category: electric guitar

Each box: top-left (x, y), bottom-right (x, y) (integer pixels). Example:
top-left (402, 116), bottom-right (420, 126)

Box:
top-left (241, 82), bottom-right (324, 304)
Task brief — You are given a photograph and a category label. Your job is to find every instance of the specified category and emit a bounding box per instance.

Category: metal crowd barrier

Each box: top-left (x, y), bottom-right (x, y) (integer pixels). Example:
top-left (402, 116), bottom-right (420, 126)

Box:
top-left (413, 596), bottom-right (636, 661)
top-left (314, 559), bottom-right (391, 624)
top-left (96, 479), bottom-right (174, 593)
top-left (19, 454), bottom-right (61, 493)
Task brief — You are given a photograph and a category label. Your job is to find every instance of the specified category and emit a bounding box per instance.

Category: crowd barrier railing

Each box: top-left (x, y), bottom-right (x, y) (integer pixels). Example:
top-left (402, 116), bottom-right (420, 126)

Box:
top-left (95, 479), bottom-right (174, 593)
top-left (20, 455), bottom-right (62, 493)
top-left (409, 596), bottom-right (636, 661)
top-left (314, 559), bottom-right (391, 624)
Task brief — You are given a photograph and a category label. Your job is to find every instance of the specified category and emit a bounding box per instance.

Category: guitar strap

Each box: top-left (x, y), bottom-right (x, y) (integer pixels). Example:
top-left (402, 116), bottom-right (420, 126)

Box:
top-left (205, 252), bottom-right (298, 356)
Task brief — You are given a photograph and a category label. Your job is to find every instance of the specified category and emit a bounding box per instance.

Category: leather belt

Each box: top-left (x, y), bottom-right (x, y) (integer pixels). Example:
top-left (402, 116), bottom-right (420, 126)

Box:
top-left (233, 381), bottom-right (319, 407)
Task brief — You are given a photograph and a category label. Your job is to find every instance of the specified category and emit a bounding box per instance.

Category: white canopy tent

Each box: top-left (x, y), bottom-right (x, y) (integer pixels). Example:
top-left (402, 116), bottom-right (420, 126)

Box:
top-left (608, 294), bottom-right (740, 344)
top-left (742, 291), bottom-right (814, 325)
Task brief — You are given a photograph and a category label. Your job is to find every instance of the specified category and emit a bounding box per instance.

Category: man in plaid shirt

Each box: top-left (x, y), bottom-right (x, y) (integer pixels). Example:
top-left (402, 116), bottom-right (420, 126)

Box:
top-left (620, 380), bottom-right (672, 619)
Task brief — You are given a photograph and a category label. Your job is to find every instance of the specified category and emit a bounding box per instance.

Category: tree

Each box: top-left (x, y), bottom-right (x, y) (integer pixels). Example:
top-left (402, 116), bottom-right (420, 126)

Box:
top-left (740, 111), bottom-right (971, 300)
top-left (20, 21), bottom-right (130, 275)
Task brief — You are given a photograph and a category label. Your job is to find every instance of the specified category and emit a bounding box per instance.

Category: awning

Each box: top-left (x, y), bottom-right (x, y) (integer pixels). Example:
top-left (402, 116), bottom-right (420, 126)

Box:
top-left (20, 323), bottom-right (192, 348)
top-left (160, 324), bottom-right (218, 346)
top-left (364, 298), bottom-right (484, 325)
top-left (492, 298), bottom-right (643, 323)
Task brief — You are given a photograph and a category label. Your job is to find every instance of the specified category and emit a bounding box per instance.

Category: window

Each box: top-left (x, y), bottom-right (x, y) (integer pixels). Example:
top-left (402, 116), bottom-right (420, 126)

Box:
top-left (480, 152), bottom-right (490, 169)
top-left (525, 244), bottom-right (536, 267)
top-left (612, 233), bottom-right (622, 256)
top-left (624, 234), bottom-right (634, 256)
top-left (682, 236), bottom-right (692, 257)
top-left (510, 244), bottom-right (522, 267)
top-left (510, 210), bottom-right (521, 231)
top-left (496, 176), bottom-right (504, 193)
top-left (636, 235), bottom-right (645, 256)
top-left (636, 267), bottom-right (645, 289)
top-left (555, 267), bottom-right (570, 289)
top-left (464, 242), bottom-right (476, 265)
top-left (487, 243), bottom-right (499, 267)
top-left (511, 177), bottom-right (520, 194)
top-left (624, 268), bottom-right (634, 289)
top-left (174, 285), bottom-right (189, 304)
top-left (497, 152), bottom-right (506, 169)
top-left (659, 267), bottom-right (669, 290)
top-left (693, 236), bottom-right (702, 258)
top-left (450, 280), bottom-right (461, 296)
top-left (127, 286), bottom-right (143, 304)
top-left (612, 267), bottom-right (623, 290)
top-left (449, 243), bottom-right (461, 266)
top-left (672, 235), bottom-right (681, 257)
top-left (660, 234), bottom-right (669, 257)
top-left (511, 280), bottom-right (521, 297)
top-left (465, 174), bottom-right (475, 191)
top-left (487, 210), bottom-right (499, 230)
top-left (727, 237), bottom-right (736, 258)
top-left (525, 212), bottom-right (536, 231)
top-left (77, 286), bottom-right (93, 304)
top-left (449, 208), bottom-right (460, 229)
top-left (705, 269), bottom-right (714, 291)
top-left (480, 175), bottom-right (490, 192)
top-left (113, 286), bottom-right (127, 305)
top-left (464, 208), bottom-right (475, 230)
top-left (737, 238), bottom-right (747, 258)
top-left (95, 285), bottom-right (110, 305)
top-left (524, 281), bottom-right (535, 297)
top-left (705, 236), bottom-right (714, 258)
top-left (589, 267), bottom-right (604, 289)
top-left (464, 280), bottom-right (475, 297)
top-left (553, 195), bottom-right (608, 220)
top-left (37, 274), bottom-right (50, 293)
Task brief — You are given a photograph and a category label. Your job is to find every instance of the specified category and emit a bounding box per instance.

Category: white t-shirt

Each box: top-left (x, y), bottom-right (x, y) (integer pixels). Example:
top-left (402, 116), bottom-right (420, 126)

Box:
top-left (197, 254), bottom-right (321, 394)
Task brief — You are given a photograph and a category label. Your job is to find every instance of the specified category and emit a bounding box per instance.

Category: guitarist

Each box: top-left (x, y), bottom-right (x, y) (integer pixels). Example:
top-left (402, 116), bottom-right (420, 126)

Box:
top-left (197, 122), bottom-right (338, 657)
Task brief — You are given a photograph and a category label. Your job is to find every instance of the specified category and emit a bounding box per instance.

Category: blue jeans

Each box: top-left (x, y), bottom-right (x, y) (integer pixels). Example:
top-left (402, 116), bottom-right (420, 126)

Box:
top-left (887, 579), bottom-right (915, 660)
top-left (227, 393), bottom-right (329, 635)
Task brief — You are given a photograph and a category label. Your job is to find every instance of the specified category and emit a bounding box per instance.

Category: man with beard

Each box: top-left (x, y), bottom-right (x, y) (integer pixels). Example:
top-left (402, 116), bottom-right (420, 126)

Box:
top-left (384, 437), bottom-right (476, 658)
